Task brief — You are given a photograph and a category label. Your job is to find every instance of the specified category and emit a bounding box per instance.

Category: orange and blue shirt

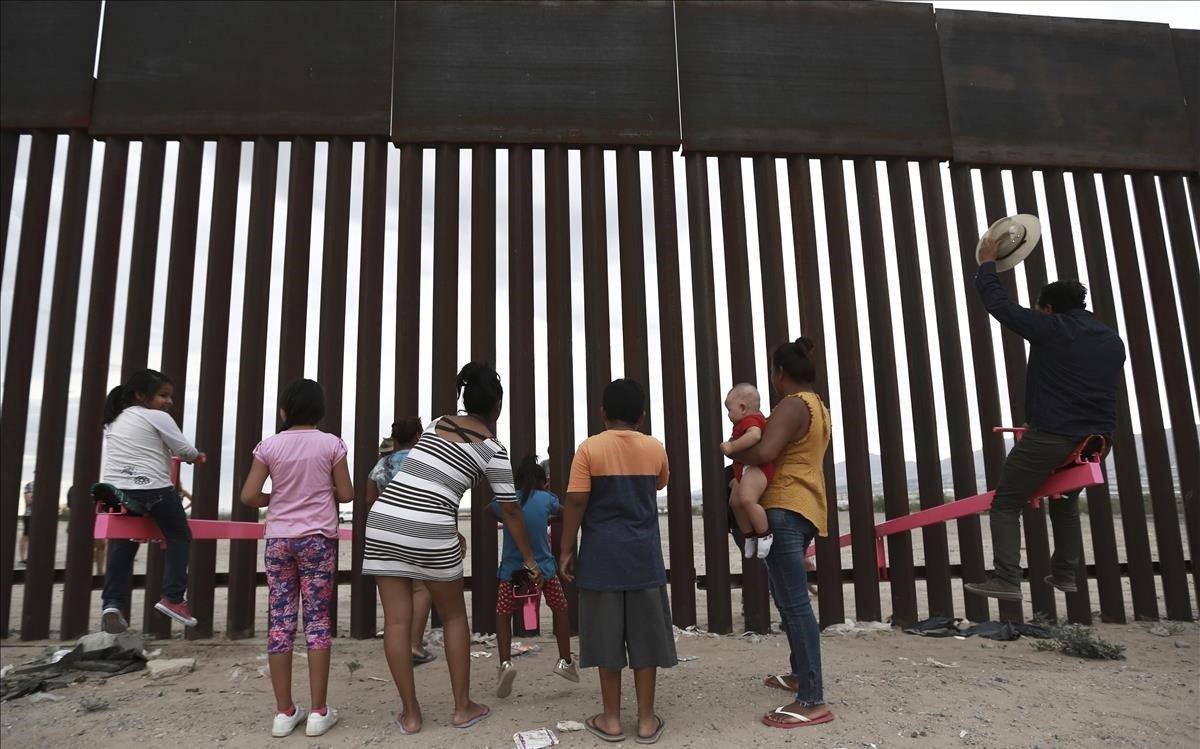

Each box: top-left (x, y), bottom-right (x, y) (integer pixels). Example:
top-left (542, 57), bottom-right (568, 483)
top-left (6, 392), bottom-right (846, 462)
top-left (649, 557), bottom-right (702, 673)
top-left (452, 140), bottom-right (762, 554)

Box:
top-left (567, 428), bottom-right (669, 591)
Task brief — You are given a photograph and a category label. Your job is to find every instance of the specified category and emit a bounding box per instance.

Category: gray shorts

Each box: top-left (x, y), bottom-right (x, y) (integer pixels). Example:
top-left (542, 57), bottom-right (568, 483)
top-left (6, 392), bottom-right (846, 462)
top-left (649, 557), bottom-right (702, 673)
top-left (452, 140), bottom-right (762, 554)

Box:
top-left (578, 585), bottom-right (677, 671)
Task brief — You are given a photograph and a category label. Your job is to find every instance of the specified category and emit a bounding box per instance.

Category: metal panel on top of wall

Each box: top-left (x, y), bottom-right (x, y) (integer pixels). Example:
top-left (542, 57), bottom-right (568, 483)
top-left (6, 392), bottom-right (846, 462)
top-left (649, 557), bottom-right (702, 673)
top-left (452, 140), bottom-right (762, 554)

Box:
top-left (0, 1), bottom-right (101, 130)
top-left (91, 0), bottom-right (393, 135)
top-left (392, 0), bottom-right (679, 145)
top-left (675, 0), bottom-right (951, 157)
top-left (1173, 29), bottom-right (1200, 170)
top-left (938, 10), bottom-right (1195, 170)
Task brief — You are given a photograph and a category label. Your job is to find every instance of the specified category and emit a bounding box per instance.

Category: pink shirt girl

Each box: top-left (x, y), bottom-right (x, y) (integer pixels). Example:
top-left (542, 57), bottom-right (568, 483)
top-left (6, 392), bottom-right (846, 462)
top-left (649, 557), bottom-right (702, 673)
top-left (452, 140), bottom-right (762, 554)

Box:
top-left (252, 429), bottom-right (347, 538)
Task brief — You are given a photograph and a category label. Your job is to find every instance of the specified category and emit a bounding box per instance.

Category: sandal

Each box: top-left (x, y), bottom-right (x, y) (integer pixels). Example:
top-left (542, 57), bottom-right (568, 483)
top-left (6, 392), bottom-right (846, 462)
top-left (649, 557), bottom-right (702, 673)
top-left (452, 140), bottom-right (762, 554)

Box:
top-left (585, 715), bottom-right (626, 743)
top-left (453, 704), bottom-right (491, 729)
top-left (411, 648), bottom-right (437, 665)
top-left (761, 706), bottom-right (835, 729)
top-left (636, 715), bottom-right (666, 744)
top-left (396, 713), bottom-right (421, 735)
top-left (764, 674), bottom-right (796, 692)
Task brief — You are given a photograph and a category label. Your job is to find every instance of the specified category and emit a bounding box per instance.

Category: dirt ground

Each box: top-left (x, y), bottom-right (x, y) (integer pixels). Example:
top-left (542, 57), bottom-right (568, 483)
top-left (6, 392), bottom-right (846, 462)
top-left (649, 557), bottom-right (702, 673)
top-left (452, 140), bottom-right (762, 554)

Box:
top-left (5, 517), bottom-right (1199, 747)
top-left (2, 616), bottom-right (1198, 749)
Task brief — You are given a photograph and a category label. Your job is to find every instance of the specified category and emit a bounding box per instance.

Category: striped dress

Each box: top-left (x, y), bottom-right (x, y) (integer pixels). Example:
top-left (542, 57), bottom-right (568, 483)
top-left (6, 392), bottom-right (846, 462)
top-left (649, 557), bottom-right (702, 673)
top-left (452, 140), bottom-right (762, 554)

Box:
top-left (363, 418), bottom-right (515, 580)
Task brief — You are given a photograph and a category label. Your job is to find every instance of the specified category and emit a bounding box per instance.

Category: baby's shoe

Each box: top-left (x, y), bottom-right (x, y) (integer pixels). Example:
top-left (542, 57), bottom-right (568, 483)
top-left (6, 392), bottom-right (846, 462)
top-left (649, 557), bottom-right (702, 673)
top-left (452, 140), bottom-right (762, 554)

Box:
top-left (756, 533), bottom-right (774, 559)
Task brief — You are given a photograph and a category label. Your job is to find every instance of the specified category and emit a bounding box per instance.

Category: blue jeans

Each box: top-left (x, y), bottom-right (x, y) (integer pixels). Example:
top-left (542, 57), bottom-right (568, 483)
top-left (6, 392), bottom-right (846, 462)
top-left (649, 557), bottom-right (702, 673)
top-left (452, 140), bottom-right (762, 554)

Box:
top-left (764, 507), bottom-right (824, 705)
top-left (101, 487), bottom-right (192, 612)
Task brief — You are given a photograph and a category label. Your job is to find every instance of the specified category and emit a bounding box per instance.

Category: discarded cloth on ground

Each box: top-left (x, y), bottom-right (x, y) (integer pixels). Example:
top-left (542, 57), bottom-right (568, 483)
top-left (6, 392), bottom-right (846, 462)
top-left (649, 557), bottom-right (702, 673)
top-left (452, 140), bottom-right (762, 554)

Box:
top-left (0, 631), bottom-right (147, 701)
top-left (904, 616), bottom-right (1051, 641)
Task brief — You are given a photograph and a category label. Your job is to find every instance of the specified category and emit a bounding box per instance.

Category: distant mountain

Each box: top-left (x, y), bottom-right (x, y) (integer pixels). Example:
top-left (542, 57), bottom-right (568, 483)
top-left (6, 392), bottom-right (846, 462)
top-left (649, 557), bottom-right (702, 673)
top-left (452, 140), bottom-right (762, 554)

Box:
top-left (831, 427), bottom-right (1187, 494)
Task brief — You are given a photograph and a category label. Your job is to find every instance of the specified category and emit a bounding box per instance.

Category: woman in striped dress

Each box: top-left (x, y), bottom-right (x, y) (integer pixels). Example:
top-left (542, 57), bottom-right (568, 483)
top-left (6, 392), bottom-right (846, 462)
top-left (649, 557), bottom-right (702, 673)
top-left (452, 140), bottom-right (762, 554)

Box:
top-left (364, 362), bottom-right (542, 735)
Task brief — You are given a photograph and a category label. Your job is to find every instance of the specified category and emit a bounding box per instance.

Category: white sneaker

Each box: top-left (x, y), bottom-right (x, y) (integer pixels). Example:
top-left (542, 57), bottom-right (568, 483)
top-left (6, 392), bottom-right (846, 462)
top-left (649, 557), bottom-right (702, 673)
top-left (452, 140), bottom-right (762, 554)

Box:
top-left (496, 660), bottom-right (517, 698)
top-left (305, 706), bottom-right (338, 737)
top-left (743, 537), bottom-right (758, 559)
top-left (553, 656), bottom-right (580, 683)
top-left (756, 533), bottom-right (774, 559)
top-left (271, 704), bottom-right (307, 738)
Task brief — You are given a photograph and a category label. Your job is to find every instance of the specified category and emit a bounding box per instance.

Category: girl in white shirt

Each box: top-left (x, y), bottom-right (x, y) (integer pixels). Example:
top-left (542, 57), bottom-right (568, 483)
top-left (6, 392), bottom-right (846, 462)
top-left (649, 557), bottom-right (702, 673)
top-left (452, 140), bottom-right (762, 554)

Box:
top-left (98, 369), bottom-right (204, 634)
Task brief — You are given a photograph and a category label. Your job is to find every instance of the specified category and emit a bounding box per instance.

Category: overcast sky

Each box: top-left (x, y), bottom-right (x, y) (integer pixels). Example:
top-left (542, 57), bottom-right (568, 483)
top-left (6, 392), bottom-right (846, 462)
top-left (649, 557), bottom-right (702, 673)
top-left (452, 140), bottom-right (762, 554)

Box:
top-left (1, 0), bottom-right (1197, 510)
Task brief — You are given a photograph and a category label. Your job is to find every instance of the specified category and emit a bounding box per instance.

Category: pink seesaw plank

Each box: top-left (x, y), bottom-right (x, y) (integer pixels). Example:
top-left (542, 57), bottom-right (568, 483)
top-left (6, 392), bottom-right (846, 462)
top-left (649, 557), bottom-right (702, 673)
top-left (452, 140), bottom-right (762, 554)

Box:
top-left (94, 513), bottom-right (353, 541)
top-left (807, 460), bottom-right (1104, 557)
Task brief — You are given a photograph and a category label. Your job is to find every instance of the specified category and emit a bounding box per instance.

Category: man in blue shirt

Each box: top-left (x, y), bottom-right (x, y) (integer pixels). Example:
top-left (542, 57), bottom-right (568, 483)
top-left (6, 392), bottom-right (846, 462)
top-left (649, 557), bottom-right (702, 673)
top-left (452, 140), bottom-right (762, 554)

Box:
top-left (965, 234), bottom-right (1126, 603)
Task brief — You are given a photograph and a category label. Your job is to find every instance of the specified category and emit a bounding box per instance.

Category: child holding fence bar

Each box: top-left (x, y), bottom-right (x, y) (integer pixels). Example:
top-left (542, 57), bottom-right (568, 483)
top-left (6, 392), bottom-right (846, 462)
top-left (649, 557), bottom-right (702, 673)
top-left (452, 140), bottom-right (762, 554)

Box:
top-left (97, 369), bottom-right (203, 634)
top-left (492, 455), bottom-right (578, 698)
top-left (240, 379), bottom-right (354, 739)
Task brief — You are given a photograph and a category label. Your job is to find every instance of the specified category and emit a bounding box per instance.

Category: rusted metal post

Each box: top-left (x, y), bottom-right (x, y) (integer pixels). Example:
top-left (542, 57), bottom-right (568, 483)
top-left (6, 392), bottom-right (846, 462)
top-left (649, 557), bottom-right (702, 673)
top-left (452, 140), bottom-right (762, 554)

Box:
top-left (227, 137), bottom-right (278, 640)
top-left (685, 153), bottom-right (732, 634)
top-left (27, 132), bottom-right (93, 639)
top-left (0, 131), bottom-right (55, 637)
top-left (653, 147), bottom-right (697, 628)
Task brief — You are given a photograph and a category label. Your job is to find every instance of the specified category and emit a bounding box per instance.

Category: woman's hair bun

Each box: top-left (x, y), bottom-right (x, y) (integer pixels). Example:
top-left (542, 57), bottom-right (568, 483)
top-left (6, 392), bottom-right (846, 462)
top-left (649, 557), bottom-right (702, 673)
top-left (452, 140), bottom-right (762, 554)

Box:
top-left (456, 362), bottom-right (504, 415)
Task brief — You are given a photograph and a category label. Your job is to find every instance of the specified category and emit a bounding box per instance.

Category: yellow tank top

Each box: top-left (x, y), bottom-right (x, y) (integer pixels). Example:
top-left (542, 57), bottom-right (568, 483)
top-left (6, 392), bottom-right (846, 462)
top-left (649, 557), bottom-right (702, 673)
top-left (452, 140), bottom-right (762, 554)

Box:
top-left (760, 391), bottom-right (832, 536)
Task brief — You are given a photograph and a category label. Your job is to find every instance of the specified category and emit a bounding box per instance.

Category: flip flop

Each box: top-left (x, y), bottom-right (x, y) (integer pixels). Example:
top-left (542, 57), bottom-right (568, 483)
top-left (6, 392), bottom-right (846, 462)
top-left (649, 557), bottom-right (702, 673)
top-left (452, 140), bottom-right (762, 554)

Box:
top-left (764, 674), bottom-right (796, 692)
top-left (585, 715), bottom-right (626, 743)
top-left (411, 649), bottom-right (437, 665)
top-left (396, 713), bottom-right (421, 735)
top-left (635, 715), bottom-right (666, 744)
top-left (453, 704), bottom-right (491, 729)
top-left (761, 707), bottom-right (835, 729)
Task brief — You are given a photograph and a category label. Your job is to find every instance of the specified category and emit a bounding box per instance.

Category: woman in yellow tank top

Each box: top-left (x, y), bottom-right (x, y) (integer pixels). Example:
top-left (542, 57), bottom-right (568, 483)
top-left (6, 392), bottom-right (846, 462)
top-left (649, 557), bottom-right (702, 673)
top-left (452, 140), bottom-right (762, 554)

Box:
top-left (729, 337), bottom-right (834, 729)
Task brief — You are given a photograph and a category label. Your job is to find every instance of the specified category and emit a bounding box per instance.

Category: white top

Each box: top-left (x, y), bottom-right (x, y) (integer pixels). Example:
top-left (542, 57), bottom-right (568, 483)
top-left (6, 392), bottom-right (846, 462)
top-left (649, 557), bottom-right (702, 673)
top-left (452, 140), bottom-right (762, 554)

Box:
top-left (101, 406), bottom-right (199, 490)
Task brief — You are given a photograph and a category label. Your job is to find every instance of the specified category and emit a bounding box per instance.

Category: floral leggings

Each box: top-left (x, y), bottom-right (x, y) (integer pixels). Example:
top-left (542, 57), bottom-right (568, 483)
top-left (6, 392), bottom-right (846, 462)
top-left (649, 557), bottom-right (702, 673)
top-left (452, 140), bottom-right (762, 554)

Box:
top-left (265, 536), bottom-right (336, 654)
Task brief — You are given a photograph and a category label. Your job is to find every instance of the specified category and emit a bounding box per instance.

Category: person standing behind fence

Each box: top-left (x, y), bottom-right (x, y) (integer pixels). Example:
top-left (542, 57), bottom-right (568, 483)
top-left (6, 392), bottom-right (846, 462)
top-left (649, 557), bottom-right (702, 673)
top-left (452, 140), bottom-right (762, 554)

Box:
top-left (18, 474), bottom-right (33, 566)
top-left (728, 338), bottom-right (834, 729)
top-left (364, 362), bottom-right (542, 735)
top-left (97, 369), bottom-right (203, 634)
top-left (965, 236), bottom-right (1125, 602)
top-left (240, 379), bottom-right (353, 738)
top-left (366, 417), bottom-right (437, 666)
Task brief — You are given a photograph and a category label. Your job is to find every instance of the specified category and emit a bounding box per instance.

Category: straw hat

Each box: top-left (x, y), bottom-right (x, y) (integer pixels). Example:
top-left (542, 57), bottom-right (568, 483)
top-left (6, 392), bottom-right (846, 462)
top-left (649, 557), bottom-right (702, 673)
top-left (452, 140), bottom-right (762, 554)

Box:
top-left (976, 214), bottom-right (1041, 272)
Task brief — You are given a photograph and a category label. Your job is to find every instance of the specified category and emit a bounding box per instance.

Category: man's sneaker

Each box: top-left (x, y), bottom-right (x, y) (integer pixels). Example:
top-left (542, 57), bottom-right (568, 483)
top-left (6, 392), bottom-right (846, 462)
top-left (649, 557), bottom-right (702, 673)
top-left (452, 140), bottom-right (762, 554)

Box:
top-left (305, 706), bottom-right (338, 737)
top-left (101, 608), bottom-right (129, 634)
top-left (1044, 574), bottom-right (1078, 593)
top-left (154, 598), bottom-right (198, 627)
top-left (271, 704), bottom-right (308, 738)
top-left (496, 660), bottom-right (517, 698)
top-left (964, 576), bottom-right (1023, 602)
top-left (553, 656), bottom-right (580, 683)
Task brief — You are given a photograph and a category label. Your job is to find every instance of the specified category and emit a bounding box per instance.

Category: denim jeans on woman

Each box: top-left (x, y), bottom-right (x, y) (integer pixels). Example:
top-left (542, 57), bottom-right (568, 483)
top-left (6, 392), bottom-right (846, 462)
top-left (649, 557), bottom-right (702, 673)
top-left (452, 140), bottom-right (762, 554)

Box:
top-left (101, 486), bottom-right (191, 613)
top-left (764, 507), bottom-right (823, 705)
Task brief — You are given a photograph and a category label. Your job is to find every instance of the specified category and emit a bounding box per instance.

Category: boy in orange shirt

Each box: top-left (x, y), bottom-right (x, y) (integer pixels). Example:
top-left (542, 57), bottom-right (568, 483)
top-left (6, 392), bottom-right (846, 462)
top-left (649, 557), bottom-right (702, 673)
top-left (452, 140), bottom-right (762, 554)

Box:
top-left (559, 379), bottom-right (674, 745)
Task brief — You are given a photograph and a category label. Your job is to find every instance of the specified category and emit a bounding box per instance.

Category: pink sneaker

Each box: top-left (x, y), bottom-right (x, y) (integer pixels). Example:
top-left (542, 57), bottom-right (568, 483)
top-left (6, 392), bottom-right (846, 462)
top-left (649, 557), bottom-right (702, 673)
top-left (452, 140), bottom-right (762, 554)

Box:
top-left (155, 598), bottom-right (198, 627)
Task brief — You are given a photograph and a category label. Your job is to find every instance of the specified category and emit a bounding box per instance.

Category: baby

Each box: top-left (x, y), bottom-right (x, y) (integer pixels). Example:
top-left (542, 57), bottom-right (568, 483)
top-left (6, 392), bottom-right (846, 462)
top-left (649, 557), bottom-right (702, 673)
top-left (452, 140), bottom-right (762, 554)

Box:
top-left (720, 383), bottom-right (774, 559)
